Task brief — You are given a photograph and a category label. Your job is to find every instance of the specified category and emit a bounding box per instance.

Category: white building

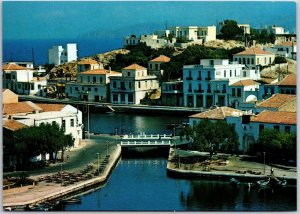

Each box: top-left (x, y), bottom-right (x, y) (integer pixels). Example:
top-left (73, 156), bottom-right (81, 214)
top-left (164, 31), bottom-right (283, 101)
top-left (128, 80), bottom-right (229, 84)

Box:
top-left (77, 58), bottom-right (103, 73)
top-left (5, 61), bottom-right (34, 69)
top-left (65, 69), bottom-right (121, 102)
top-left (183, 59), bottom-right (260, 108)
top-left (2, 63), bottom-right (47, 96)
top-left (217, 21), bottom-right (250, 35)
top-left (109, 64), bottom-right (159, 104)
top-left (233, 48), bottom-right (275, 69)
top-left (265, 41), bottom-right (297, 60)
top-left (169, 25), bottom-right (216, 42)
top-left (148, 55), bottom-right (171, 78)
top-left (124, 34), bottom-right (175, 49)
top-left (48, 43), bottom-right (78, 65)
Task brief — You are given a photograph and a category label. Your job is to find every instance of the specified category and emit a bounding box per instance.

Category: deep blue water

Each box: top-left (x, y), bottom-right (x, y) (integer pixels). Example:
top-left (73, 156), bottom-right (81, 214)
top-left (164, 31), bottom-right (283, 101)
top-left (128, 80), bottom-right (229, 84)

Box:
top-left (63, 158), bottom-right (296, 211)
top-left (2, 38), bottom-right (123, 65)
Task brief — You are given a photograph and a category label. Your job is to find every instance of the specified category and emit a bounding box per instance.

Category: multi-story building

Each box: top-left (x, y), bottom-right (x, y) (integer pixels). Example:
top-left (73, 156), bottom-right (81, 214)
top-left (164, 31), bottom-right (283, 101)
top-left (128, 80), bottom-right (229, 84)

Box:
top-left (266, 41), bottom-right (297, 60)
top-left (148, 55), bottom-right (171, 78)
top-left (48, 43), bottom-right (78, 65)
top-left (65, 69), bottom-right (121, 102)
top-left (109, 64), bottom-right (159, 104)
top-left (161, 81), bottom-right (183, 106)
top-left (233, 47), bottom-right (275, 69)
top-left (77, 58), bottom-right (103, 73)
top-left (257, 25), bottom-right (288, 35)
top-left (255, 94), bottom-right (296, 114)
top-left (2, 63), bottom-right (47, 96)
top-left (169, 26), bottom-right (216, 42)
top-left (182, 59), bottom-right (260, 108)
top-left (258, 74), bottom-right (296, 100)
top-left (217, 21), bottom-right (250, 35)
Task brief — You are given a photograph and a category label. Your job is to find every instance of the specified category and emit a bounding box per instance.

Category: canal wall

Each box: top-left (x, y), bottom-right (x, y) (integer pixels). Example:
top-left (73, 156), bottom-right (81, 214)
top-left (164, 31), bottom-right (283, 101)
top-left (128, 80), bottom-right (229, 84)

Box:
top-left (3, 145), bottom-right (122, 208)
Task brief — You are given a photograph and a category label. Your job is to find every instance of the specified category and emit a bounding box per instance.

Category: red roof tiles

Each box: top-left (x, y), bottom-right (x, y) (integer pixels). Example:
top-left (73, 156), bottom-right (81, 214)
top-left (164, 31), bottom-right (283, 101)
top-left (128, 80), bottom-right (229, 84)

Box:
top-left (35, 103), bottom-right (66, 112)
top-left (2, 64), bottom-right (29, 70)
top-left (78, 59), bottom-right (98, 65)
top-left (250, 110), bottom-right (296, 125)
top-left (123, 64), bottom-right (146, 70)
top-left (3, 119), bottom-right (27, 131)
top-left (189, 107), bottom-right (243, 120)
top-left (2, 102), bottom-right (40, 115)
top-left (150, 55), bottom-right (171, 63)
top-left (230, 79), bottom-right (259, 87)
top-left (256, 94), bottom-right (296, 109)
top-left (235, 47), bottom-right (274, 55)
top-left (277, 74), bottom-right (296, 86)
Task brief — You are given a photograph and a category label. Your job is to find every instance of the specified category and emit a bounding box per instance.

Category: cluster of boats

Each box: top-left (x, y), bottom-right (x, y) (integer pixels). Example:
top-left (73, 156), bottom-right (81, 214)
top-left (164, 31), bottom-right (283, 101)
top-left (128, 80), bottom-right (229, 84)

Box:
top-left (230, 177), bottom-right (287, 189)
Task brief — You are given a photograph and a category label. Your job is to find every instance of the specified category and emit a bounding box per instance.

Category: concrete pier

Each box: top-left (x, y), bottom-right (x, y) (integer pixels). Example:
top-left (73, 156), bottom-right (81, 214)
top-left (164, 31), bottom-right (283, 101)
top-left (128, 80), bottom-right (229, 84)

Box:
top-left (3, 145), bottom-right (121, 208)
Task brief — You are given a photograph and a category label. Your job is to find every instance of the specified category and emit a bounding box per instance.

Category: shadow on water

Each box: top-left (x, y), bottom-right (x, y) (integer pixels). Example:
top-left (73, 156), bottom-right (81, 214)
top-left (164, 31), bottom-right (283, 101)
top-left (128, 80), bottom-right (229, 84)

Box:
top-left (121, 147), bottom-right (169, 159)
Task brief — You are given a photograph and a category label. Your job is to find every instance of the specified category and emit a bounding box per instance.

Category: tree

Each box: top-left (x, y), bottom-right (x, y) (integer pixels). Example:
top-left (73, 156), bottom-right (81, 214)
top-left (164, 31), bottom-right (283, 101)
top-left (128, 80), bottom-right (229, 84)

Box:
top-left (274, 56), bottom-right (287, 64)
top-left (220, 20), bottom-right (243, 40)
top-left (185, 120), bottom-right (239, 156)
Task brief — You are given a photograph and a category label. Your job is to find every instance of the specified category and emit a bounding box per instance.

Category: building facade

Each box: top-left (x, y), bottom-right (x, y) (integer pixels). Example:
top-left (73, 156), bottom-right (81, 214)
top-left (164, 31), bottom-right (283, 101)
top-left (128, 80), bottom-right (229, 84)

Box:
top-left (169, 25), bottom-right (216, 42)
top-left (161, 81), bottom-right (183, 106)
top-left (109, 64), bottom-right (159, 104)
top-left (48, 43), bottom-right (78, 65)
top-left (77, 58), bottom-right (103, 73)
top-left (182, 59), bottom-right (260, 108)
top-left (65, 69), bottom-right (121, 102)
top-left (148, 55), bottom-right (171, 78)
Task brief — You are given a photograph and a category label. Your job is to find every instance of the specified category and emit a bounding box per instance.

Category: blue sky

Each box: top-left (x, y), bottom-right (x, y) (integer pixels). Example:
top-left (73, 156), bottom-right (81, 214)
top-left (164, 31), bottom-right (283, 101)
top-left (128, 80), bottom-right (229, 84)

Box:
top-left (3, 1), bottom-right (296, 40)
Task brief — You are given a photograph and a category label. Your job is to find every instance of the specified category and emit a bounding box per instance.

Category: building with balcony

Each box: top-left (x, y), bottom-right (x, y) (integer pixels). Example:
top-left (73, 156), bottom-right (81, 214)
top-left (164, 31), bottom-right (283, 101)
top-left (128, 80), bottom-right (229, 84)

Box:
top-left (169, 25), bottom-right (216, 42)
top-left (148, 55), bottom-right (171, 78)
top-left (233, 47), bottom-right (275, 69)
top-left (265, 41), bottom-right (297, 60)
top-left (109, 64), bottom-right (159, 104)
top-left (65, 69), bottom-right (121, 102)
top-left (161, 81), bottom-right (183, 106)
top-left (2, 63), bottom-right (47, 96)
top-left (182, 59), bottom-right (260, 108)
top-left (48, 43), bottom-right (77, 65)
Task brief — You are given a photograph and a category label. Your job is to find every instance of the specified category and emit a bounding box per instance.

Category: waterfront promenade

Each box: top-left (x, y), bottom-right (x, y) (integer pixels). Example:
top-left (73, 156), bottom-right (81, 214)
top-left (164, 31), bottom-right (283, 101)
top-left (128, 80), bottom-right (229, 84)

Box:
top-left (3, 134), bottom-right (121, 208)
top-left (167, 148), bottom-right (297, 183)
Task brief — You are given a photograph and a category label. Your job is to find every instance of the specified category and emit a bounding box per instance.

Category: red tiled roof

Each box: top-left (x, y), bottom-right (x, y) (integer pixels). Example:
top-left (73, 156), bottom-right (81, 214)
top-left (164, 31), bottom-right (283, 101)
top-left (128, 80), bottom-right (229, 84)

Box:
top-left (2, 102), bottom-right (40, 115)
top-left (276, 41), bottom-right (296, 47)
top-left (2, 63), bottom-right (29, 70)
top-left (230, 79), bottom-right (259, 87)
top-left (277, 74), bottom-right (296, 86)
top-left (250, 110), bottom-right (296, 125)
top-left (78, 59), bottom-right (98, 65)
top-left (256, 94), bottom-right (296, 108)
top-left (3, 119), bottom-right (27, 131)
top-left (189, 107), bottom-right (243, 120)
top-left (35, 103), bottom-right (66, 112)
top-left (123, 64), bottom-right (146, 70)
top-left (234, 47), bottom-right (274, 55)
top-left (79, 69), bottom-right (121, 75)
top-left (150, 55), bottom-right (171, 62)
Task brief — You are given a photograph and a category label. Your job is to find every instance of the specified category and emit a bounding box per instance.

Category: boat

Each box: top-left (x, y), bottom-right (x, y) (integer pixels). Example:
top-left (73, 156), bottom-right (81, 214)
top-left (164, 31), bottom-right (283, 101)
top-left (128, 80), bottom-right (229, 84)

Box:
top-left (230, 177), bottom-right (240, 186)
top-left (60, 197), bottom-right (81, 204)
top-left (255, 178), bottom-right (270, 188)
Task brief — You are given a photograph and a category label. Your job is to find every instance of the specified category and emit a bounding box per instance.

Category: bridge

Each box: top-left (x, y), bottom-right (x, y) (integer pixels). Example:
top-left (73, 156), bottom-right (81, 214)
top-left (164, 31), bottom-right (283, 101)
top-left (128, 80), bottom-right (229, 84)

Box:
top-left (120, 133), bottom-right (173, 147)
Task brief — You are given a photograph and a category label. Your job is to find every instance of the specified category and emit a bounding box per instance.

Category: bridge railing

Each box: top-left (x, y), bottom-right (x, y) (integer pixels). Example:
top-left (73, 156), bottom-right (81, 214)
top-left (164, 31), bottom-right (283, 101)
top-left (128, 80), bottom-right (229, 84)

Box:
top-left (122, 133), bottom-right (173, 140)
top-left (121, 140), bottom-right (172, 146)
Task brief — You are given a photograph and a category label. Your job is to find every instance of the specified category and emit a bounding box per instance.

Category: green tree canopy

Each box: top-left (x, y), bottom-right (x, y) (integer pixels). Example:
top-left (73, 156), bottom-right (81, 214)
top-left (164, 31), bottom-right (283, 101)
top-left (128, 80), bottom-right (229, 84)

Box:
top-left (274, 56), bottom-right (287, 64)
top-left (184, 120), bottom-right (239, 156)
top-left (220, 20), bottom-right (244, 40)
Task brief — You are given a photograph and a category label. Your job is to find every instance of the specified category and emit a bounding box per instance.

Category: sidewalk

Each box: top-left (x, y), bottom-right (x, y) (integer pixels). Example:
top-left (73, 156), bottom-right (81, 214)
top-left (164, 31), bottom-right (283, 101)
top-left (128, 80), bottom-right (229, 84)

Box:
top-left (3, 135), bottom-right (121, 208)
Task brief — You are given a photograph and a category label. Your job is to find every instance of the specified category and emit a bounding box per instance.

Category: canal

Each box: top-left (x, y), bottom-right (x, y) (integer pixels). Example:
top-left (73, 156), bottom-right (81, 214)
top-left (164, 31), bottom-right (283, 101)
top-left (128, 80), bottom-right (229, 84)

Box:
top-left (62, 112), bottom-right (296, 211)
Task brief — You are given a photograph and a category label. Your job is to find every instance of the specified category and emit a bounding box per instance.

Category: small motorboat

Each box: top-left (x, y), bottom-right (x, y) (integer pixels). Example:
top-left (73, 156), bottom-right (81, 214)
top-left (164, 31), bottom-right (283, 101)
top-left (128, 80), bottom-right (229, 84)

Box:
top-left (230, 178), bottom-right (240, 186)
top-left (255, 178), bottom-right (270, 188)
top-left (60, 197), bottom-right (81, 204)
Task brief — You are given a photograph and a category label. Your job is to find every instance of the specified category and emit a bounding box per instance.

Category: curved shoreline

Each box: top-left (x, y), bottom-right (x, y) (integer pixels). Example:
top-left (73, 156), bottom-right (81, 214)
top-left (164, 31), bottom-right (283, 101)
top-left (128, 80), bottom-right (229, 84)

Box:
top-left (3, 144), bottom-right (122, 208)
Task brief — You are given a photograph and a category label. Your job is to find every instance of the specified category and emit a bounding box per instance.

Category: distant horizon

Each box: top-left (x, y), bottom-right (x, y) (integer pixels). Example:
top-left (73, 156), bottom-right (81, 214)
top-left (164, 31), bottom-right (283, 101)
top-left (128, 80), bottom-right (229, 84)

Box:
top-left (3, 1), bottom-right (296, 40)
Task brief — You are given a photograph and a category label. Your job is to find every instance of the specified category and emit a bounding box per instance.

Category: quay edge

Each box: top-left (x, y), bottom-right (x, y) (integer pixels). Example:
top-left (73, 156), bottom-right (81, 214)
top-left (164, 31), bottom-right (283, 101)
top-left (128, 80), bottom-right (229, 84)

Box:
top-left (3, 145), bottom-right (122, 208)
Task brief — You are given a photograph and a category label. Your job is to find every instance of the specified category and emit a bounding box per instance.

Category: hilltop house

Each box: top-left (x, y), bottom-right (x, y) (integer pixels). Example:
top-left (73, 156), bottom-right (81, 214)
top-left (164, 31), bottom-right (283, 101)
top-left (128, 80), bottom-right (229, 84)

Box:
top-left (77, 58), bottom-right (103, 73)
top-left (265, 41), bottom-right (297, 60)
top-left (169, 26), bottom-right (216, 43)
top-left (65, 69), bottom-right (121, 102)
top-left (109, 64), bottom-right (159, 104)
top-left (48, 43), bottom-right (77, 65)
top-left (2, 63), bottom-right (47, 96)
top-left (232, 47), bottom-right (275, 69)
top-left (182, 59), bottom-right (260, 108)
top-left (148, 55), bottom-right (171, 78)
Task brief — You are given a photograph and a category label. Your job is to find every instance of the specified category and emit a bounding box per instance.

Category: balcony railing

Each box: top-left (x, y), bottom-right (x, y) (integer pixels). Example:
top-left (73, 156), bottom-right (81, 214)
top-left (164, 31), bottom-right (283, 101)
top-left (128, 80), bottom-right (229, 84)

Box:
top-left (197, 77), bottom-right (202, 80)
top-left (186, 77), bottom-right (193, 80)
top-left (205, 76), bottom-right (211, 80)
top-left (214, 90), bottom-right (220, 93)
top-left (194, 89), bottom-right (204, 93)
top-left (207, 90), bottom-right (211, 93)
top-left (222, 89), bottom-right (227, 93)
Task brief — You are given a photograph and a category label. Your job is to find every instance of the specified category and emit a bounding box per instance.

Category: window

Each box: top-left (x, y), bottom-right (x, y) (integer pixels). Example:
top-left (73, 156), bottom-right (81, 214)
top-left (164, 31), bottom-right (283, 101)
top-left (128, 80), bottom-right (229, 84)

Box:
top-left (94, 88), bottom-right (98, 92)
top-left (237, 88), bottom-right (241, 97)
top-left (31, 84), bottom-right (34, 90)
top-left (113, 94), bottom-right (118, 102)
top-left (232, 88), bottom-right (236, 97)
top-left (75, 87), bottom-right (78, 91)
top-left (259, 124), bottom-right (264, 132)
top-left (269, 57), bottom-right (272, 63)
top-left (113, 81), bottom-right (116, 88)
top-left (243, 71), bottom-right (246, 77)
top-left (210, 60), bottom-right (214, 66)
top-left (71, 119), bottom-right (74, 127)
top-left (62, 119), bottom-right (66, 131)
top-left (82, 87), bottom-right (84, 91)
top-left (239, 58), bottom-right (241, 64)
top-left (198, 71), bottom-right (201, 79)
top-left (243, 58), bottom-right (246, 64)
top-left (188, 83), bottom-right (192, 91)
top-left (145, 81), bottom-right (147, 88)
top-left (264, 57), bottom-right (266, 64)
top-left (93, 77), bottom-right (96, 83)
top-left (128, 94), bottom-right (133, 102)
top-left (155, 64), bottom-right (158, 70)
top-left (251, 58), bottom-right (254, 64)
top-left (100, 77), bottom-right (103, 83)
top-left (80, 76), bottom-right (83, 82)
top-left (150, 64), bottom-right (152, 69)
top-left (207, 84), bottom-right (211, 91)
top-left (128, 72), bottom-right (130, 77)
top-left (274, 125), bottom-right (279, 131)
top-left (224, 70), bottom-right (226, 77)
top-left (70, 87), bottom-right (72, 93)
top-left (129, 82), bottom-right (132, 89)
top-left (285, 126), bottom-right (290, 132)
top-left (87, 76), bottom-right (90, 82)
top-left (230, 70), bottom-right (232, 77)
top-left (88, 87), bottom-right (91, 91)
top-left (234, 70), bottom-right (237, 76)
top-left (138, 82), bottom-right (141, 88)
top-left (198, 84), bottom-right (202, 90)
top-left (257, 58), bottom-right (259, 64)
top-left (247, 58), bottom-right (250, 64)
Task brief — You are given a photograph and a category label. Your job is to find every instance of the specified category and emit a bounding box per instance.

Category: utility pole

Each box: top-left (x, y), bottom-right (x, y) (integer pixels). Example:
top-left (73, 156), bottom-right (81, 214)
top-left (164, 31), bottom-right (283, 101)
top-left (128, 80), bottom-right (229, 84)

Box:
top-left (88, 105), bottom-right (90, 139)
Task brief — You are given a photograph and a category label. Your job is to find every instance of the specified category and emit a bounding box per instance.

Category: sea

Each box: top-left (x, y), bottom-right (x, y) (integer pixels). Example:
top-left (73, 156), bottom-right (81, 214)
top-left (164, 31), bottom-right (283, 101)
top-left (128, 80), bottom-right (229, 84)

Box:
top-left (2, 38), bottom-right (123, 66)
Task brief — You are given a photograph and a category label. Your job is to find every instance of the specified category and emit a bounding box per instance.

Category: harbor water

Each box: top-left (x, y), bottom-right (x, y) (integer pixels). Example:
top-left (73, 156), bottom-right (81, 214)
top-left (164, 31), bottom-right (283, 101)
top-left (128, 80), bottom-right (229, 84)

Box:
top-left (64, 112), bottom-right (298, 211)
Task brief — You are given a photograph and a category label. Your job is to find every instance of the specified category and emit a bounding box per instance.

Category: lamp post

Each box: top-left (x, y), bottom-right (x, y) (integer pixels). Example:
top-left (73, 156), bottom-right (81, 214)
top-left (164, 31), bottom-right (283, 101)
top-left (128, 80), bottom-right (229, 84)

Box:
top-left (263, 152), bottom-right (266, 175)
top-left (97, 153), bottom-right (100, 174)
top-left (60, 163), bottom-right (63, 186)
